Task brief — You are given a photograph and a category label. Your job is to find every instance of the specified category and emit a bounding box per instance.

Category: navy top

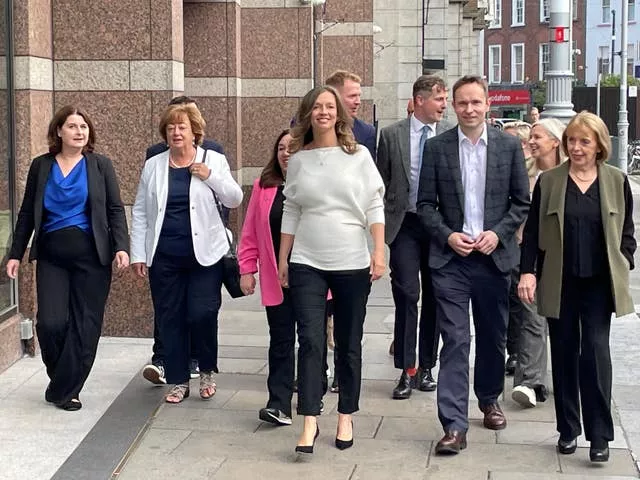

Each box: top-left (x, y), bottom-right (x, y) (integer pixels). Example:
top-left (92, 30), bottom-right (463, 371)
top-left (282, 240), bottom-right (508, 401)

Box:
top-left (156, 166), bottom-right (194, 257)
top-left (42, 157), bottom-right (91, 233)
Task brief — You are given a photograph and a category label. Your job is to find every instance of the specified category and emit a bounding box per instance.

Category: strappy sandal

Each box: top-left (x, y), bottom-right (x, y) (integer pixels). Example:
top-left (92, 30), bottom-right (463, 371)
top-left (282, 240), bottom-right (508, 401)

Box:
top-left (165, 384), bottom-right (190, 404)
top-left (199, 371), bottom-right (216, 400)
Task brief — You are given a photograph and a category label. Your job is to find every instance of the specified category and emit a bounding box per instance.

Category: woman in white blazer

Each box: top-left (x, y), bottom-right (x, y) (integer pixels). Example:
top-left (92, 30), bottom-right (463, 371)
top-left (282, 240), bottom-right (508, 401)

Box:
top-left (131, 103), bottom-right (242, 404)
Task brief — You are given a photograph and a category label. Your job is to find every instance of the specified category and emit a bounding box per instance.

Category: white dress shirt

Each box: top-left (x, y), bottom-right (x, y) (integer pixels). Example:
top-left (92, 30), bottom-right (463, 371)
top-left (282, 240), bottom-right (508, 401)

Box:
top-left (408, 114), bottom-right (436, 212)
top-left (130, 146), bottom-right (243, 266)
top-left (458, 125), bottom-right (488, 240)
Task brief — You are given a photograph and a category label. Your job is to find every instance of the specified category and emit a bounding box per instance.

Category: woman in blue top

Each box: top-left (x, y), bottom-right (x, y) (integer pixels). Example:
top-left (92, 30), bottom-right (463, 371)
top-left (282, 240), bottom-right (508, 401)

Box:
top-left (6, 106), bottom-right (130, 411)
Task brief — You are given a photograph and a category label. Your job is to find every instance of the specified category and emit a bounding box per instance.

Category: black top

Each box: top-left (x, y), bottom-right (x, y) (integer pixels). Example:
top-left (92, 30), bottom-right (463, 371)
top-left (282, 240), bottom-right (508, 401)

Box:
top-left (269, 185), bottom-right (285, 260)
top-left (156, 166), bottom-right (194, 257)
top-left (563, 177), bottom-right (607, 277)
top-left (521, 174), bottom-right (636, 275)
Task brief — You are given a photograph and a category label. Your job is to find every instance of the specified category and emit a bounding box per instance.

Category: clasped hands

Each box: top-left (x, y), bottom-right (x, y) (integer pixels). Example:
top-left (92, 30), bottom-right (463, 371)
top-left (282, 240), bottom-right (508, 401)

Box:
top-left (447, 230), bottom-right (499, 257)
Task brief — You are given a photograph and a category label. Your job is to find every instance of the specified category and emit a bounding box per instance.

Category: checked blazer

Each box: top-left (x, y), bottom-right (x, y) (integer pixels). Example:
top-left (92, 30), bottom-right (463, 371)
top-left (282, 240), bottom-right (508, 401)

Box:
top-left (416, 125), bottom-right (530, 273)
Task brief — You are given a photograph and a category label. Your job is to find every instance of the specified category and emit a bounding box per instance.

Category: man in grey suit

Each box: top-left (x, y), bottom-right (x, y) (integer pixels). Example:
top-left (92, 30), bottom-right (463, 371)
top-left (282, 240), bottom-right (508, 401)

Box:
top-left (377, 75), bottom-right (450, 400)
top-left (417, 75), bottom-right (529, 454)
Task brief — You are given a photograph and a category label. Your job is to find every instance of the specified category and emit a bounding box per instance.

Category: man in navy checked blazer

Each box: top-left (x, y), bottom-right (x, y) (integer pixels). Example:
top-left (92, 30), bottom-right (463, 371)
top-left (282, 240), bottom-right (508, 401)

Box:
top-left (416, 75), bottom-right (530, 455)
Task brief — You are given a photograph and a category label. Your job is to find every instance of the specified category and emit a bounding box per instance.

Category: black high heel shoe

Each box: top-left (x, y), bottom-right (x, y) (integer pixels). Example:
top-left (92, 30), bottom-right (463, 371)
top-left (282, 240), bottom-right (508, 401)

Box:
top-left (590, 445), bottom-right (609, 462)
top-left (335, 421), bottom-right (353, 450)
top-left (295, 426), bottom-right (320, 456)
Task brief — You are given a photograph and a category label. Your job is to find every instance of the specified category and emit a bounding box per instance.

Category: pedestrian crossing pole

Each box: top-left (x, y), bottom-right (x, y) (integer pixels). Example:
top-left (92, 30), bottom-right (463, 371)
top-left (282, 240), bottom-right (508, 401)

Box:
top-left (542, 0), bottom-right (576, 123)
top-left (617, 0), bottom-right (629, 173)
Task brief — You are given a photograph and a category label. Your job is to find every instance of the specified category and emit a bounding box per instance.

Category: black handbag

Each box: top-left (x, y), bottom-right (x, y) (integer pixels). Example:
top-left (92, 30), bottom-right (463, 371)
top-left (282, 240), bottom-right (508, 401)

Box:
top-left (212, 190), bottom-right (245, 298)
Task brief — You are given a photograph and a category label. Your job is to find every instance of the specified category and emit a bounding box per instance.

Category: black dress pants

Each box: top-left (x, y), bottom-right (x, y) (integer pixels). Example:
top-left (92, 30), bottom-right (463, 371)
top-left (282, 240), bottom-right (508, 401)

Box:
top-left (431, 253), bottom-right (509, 432)
top-left (289, 263), bottom-right (371, 415)
top-left (390, 213), bottom-right (439, 370)
top-left (148, 252), bottom-right (223, 385)
top-left (36, 227), bottom-right (112, 405)
top-left (548, 274), bottom-right (614, 445)
top-left (151, 313), bottom-right (199, 366)
top-left (265, 289), bottom-right (296, 417)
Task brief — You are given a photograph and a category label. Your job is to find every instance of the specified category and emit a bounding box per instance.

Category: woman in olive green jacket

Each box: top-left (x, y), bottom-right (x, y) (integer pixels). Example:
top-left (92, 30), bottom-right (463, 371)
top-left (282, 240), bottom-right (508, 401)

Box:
top-left (518, 111), bottom-right (636, 464)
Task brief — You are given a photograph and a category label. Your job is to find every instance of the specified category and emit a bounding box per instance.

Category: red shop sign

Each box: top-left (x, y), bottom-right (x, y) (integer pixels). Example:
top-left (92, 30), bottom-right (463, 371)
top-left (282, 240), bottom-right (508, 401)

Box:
top-left (488, 89), bottom-right (531, 105)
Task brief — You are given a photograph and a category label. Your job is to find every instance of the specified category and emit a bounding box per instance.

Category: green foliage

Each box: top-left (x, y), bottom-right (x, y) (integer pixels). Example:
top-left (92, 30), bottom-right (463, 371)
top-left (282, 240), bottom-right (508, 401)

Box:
top-left (599, 74), bottom-right (640, 86)
top-left (530, 81), bottom-right (546, 109)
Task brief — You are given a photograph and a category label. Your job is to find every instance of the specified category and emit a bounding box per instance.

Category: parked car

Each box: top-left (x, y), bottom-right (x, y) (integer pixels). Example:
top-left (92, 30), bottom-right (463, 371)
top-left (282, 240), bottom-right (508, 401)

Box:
top-left (490, 118), bottom-right (518, 130)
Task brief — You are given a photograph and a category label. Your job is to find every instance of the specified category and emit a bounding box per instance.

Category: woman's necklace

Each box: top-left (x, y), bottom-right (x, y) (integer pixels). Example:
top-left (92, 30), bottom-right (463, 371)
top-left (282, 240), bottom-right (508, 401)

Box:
top-left (169, 150), bottom-right (196, 169)
top-left (570, 170), bottom-right (597, 182)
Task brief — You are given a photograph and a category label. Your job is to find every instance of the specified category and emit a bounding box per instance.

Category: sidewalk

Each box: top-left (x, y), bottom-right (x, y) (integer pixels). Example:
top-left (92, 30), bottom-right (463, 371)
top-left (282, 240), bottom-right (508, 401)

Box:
top-left (0, 273), bottom-right (639, 479)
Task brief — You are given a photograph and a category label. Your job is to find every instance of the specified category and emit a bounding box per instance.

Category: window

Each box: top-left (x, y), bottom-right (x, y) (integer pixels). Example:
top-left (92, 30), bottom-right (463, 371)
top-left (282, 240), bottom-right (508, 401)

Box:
top-left (512, 0), bottom-right (524, 25)
top-left (511, 43), bottom-right (524, 83)
top-left (540, 0), bottom-right (549, 22)
top-left (489, 0), bottom-right (502, 28)
top-left (0, 0), bottom-right (16, 317)
top-left (573, 0), bottom-right (578, 20)
top-left (488, 45), bottom-right (502, 84)
top-left (628, 43), bottom-right (635, 76)
top-left (630, 0), bottom-right (636, 22)
top-left (602, 0), bottom-right (611, 23)
top-left (598, 45), bottom-right (610, 74)
top-left (539, 43), bottom-right (550, 80)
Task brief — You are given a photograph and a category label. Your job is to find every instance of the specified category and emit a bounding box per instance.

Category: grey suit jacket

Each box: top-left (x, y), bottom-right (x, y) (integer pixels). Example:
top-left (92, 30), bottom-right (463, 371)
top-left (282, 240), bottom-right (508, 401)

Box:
top-left (416, 126), bottom-right (530, 273)
top-left (377, 117), bottom-right (452, 244)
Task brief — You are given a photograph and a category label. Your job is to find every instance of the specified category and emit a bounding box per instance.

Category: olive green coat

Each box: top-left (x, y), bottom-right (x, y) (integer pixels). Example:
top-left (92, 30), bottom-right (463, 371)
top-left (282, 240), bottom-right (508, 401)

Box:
top-left (536, 161), bottom-right (634, 318)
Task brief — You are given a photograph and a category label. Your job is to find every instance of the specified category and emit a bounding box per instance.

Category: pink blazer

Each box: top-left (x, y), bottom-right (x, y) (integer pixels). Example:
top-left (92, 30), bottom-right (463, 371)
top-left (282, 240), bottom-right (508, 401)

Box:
top-left (238, 179), bottom-right (283, 306)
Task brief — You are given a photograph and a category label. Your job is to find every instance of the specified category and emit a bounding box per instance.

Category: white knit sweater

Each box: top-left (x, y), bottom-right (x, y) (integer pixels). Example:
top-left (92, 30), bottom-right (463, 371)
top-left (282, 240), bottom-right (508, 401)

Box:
top-left (281, 145), bottom-right (385, 271)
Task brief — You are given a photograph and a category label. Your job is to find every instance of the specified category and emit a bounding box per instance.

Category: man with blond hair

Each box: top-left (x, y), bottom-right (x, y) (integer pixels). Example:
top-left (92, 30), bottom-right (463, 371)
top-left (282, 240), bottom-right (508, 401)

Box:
top-left (325, 70), bottom-right (376, 158)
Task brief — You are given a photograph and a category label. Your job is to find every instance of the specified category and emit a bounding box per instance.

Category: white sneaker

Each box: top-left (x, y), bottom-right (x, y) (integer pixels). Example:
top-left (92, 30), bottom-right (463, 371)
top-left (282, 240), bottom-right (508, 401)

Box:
top-left (143, 364), bottom-right (167, 385)
top-left (512, 385), bottom-right (536, 408)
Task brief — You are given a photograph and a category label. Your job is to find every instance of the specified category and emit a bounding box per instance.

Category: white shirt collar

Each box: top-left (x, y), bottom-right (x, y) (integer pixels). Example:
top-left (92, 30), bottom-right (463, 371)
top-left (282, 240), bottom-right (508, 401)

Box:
top-left (411, 113), bottom-right (436, 135)
top-left (458, 125), bottom-right (488, 147)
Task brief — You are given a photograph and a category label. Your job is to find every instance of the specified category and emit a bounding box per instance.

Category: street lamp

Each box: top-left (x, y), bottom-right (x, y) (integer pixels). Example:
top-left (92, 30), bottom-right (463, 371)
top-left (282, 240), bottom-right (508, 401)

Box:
top-left (611, 9), bottom-right (616, 76)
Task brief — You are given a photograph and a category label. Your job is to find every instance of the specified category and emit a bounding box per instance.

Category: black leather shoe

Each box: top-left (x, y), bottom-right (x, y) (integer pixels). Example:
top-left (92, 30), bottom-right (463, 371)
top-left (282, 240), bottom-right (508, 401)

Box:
top-left (557, 437), bottom-right (577, 454)
top-left (435, 430), bottom-right (467, 455)
top-left (392, 371), bottom-right (413, 399)
top-left (505, 355), bottom-right (517, 375)
top-left (415, 367), bottom-right (437, 392)
top-left (590, 445), bottom-right (609, 462)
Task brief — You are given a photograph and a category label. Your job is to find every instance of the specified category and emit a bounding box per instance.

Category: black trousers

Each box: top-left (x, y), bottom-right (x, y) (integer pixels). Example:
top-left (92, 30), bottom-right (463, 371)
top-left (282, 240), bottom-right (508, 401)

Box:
top-left (431, 253), bottom-right (509, 432)
top-left (390, 213), bottom-right (439, 370)
top-left (148, 252), bottom-right (223, 385)
top-left (265, 289), bottom-right (296, 417)
top-left (289, 263), bottom-right (371, 415)
top-left (36, 227), bottom-right (112, 405)
top-left (548, 273), bottom-right (614, 445)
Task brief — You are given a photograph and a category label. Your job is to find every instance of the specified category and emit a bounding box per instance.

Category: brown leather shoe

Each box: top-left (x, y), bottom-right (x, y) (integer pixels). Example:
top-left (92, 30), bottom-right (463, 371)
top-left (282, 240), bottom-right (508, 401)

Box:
top-left (435, 430), bottom-right (467, 455)
top-left (479, 402), bottom-right (507, 430)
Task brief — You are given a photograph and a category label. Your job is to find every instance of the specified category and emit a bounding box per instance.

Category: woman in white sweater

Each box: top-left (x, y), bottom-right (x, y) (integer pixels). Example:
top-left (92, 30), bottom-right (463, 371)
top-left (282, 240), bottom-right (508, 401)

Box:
top-left (278, 86), bottom-right (385, 456)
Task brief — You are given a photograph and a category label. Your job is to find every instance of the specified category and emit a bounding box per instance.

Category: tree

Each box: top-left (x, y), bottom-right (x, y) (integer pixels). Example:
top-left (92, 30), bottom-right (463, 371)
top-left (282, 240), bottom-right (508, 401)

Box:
top-left (600, 74), bottom-right (640, 87)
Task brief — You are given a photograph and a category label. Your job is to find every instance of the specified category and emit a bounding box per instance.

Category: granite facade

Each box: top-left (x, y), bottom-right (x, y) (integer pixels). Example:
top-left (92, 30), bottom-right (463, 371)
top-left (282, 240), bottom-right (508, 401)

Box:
top-left (1, 0), bottom-right (374, 369)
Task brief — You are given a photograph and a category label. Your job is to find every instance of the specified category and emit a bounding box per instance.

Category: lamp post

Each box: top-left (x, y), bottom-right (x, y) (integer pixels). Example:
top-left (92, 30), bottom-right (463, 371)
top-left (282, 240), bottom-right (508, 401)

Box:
top-left (611, 9), bottom-right (616, 76)
top-left (542, 0), bottom-right (576, 122)
top-left (617, 1), bottom-right (629, 173)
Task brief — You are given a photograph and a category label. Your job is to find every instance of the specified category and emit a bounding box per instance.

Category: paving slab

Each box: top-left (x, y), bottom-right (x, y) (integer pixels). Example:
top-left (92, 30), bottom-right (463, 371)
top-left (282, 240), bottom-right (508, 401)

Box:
top-left (213, 460), bottom-right (355, 479)
top-left (152, 407), bottom-right (262, 433)
top-left (558, 448), bottom-right (639, 476)
top-left (428, 442), bottom-right (560, 474)
top-left (497, 421), bottom-right (629, 449)
top-left (353, 463), bottom-right (487, 480)
top-left (375, 415), bottom-right (496, 444)
top-left (619, 410), bottom-right (640, 434)
top-left (491, 473), bottom-right (639, 480)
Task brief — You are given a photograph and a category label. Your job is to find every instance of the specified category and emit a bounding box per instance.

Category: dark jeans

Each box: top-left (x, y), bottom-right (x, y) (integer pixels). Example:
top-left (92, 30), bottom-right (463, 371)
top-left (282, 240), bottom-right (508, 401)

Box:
top-left (431, 253), bottom-right (510, 432)
top-left (265, 289), bottom-right (296, 417)
top-left (148, 252), bottom-right (223, 385)
top-left (151, 317), bottom-right (199, 367)
top-left (390, 213), bottom-right (439, 370)
top-left (36, 227), bottom-right (112, 405)
top-left (289, 263), bottom-right (371, 415)
top-left (548, 274), bottom-right (614, 445)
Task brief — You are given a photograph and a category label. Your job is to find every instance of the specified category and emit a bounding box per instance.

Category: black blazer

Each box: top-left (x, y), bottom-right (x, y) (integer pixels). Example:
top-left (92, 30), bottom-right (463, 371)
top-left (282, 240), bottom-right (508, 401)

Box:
top-left (9, 152), bottom-right (129, 266)
top-left (416, 126), bottom-right (530, 273)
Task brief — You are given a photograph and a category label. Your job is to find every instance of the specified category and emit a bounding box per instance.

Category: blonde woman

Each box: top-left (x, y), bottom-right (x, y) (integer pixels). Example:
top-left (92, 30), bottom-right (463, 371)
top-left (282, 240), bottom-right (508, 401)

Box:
top-left (519, 112), bottom-right (635, 462)
top-left (279, 86), bottom-right (385, 456)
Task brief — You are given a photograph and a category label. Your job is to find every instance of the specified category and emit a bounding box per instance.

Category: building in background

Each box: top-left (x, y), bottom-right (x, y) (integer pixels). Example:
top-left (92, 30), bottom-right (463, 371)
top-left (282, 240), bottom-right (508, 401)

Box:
top-left (372, 0), bottom-right (486, 129)
top-left (483, 0), bottom-right (586, 117)
top-left (585, 0), bottom-right (640, 86)
top-left (0, 0), bottom-right (375, 373)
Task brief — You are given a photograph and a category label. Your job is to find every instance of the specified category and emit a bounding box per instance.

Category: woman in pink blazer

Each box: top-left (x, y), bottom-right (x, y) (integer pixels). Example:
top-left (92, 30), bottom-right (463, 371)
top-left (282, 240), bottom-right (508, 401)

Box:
top-left (239, 130), bottom-right (295, 426)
